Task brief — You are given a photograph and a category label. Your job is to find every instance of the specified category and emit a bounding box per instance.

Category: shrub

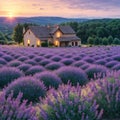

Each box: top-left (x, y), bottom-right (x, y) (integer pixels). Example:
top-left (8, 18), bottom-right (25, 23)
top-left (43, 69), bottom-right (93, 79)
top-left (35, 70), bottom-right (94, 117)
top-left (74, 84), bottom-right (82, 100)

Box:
top-left (40, 59), bottom-right (51, 66)
top-left (25, 60), bottom-right (37, 65)
top-left (0, 92), bottom-right (38, 120)
top-left (112, 64), bottom-right (120, 70)
top-left (13, 54), bottom-right (21, 59)
top-left (113, 55), bottom-right (120, 61)
top-left (34, 56), bottom-right (43, 62)
top-left (73, 56), bottom-right (81, 61)
top-left (85, 65), bottom-right (107, 79)
top-left (104, 57), bottom-right (113, 62)
top-left (2, 55), bottom-right (13, 62)
top-left (0, 52), bottom-right (3, 57)
top-left (83, 57), bottom-right (94, 63)
top-left (80, 64), bottom-right (90, 70)
top-left (56, 66), bottom-right (88, 86)
top-left (28, 54), bottom-right (35, 59)
top-left (51, 56), bottom-right (62, 62)
top-left (39, 84), bottom-right (103, 120)
top-left (8, 60), bottom-right (22, 67)
top-left (0, 67), bottom-right (24, 88)
top-left (18, 63), bottom-right (32, 72)
top-left (0, 58), bottom-right (7, 65)
top-left (45, 62), bottom-right (64, 70)
top-left (5, 77), bottom-right (46, 103)
top-left (72, 60), bottom-right (86, 67)
top-left (26, 66), bottom-right (45, 75)
top-left (44, 54), bottom-right (53, 59)
top-left (18, 56), bottom-right (28, 62)
top-left (34, 71), bottom-right (62, 89)
top-left (88, 73), bottom-right (120, 119)
top-left (95, 59), bottom-right (107, 65)
top-left (105, 60), bottom-right (119, 68)
top-left (61, 58), bottom-right (74, 65)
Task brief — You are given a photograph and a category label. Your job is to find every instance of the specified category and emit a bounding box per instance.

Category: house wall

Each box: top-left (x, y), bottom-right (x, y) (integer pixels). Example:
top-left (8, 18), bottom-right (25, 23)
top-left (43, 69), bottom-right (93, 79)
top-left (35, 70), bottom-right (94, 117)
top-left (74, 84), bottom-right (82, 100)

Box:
top-left (24, 29), bottom-right (40, 47)
top-left (68, 41), bottom-right (81, 47)
top-left (53, 30), bottom-right (63, 41)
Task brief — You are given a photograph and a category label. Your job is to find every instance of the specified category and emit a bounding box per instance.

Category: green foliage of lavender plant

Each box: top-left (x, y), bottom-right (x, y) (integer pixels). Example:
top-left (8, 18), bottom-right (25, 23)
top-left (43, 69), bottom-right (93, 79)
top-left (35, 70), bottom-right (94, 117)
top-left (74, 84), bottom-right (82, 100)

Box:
top-left (39, 84), bottom-right (103, 120)
top-left (88, 72), bottom-right (120, 119)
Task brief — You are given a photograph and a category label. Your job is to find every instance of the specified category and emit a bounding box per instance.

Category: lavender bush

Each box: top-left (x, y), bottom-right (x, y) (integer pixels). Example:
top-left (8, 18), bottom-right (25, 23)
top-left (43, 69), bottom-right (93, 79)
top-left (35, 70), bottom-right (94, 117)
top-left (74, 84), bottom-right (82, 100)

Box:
top-left (51, 56), bottom-right (62, 62)
top-left (5, 76), bottom-right (46, 103)
top-left (2, 55), bottom-right (13, 62)
top-left (18, 63), bottom-right (32, 72)
top-left (0, 58), bottom-right (7, 65)
top-left (45, 62), bottom-right (64, 70)
top-left (72, 60), bottom-right (86, 67)
top-left (113, 55), bottom-right (120, 61)
top-left (8, 60), bottom-right (22, 67)
top-left (61, 58), bottom-right (74, 65)
top-left (0, 92), bottom-right (38, 120)
top-left (0, 67), bottom-right (24, 88)
top-left (25, 66), bottom-right (45, 75)
top-left (105, 60), bottom-right (119, 68)
top-left (56, 66), bottom-right (88, 86)
top-left (85, 65), bottom-right (107, 79)
top-left (34, 71), bottom-right (62, 89)
top-left (40, 59), bottom-right (51, 66)
top-left (88, 72), bottom-right (120, 119)
top-left (39, 84), bottom-right (103, 120)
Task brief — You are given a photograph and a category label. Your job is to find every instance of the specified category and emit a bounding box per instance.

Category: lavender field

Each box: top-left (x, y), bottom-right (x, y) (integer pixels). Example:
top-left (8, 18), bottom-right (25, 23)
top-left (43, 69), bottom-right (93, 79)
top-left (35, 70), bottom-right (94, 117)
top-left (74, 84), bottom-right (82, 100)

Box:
top-left (0, 45), bottom-right (120, 120)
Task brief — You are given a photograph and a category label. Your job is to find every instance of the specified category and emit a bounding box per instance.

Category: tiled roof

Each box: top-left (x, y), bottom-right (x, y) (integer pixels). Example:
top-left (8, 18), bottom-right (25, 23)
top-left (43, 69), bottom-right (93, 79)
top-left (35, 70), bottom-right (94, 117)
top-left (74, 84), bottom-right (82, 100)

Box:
top-left (26, 25), bottom-right (77, 41)
top-left (29, 26), bottom-right (51, 39)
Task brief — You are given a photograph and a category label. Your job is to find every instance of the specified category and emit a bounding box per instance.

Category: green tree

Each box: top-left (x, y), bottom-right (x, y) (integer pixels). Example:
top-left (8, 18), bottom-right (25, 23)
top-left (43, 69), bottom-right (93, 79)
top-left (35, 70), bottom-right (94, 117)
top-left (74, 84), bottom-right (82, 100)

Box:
top-left (108, 36), bottom-right (113, 45)
top-left (87, 36), bottom-right (94, 45)
top-left (94, 36), bottom-right (100, 45)
top-left (12, 24), bottom-right (23, 44)
top-left (102, 37), bottom-right (108, 45)
top-left (113, 38), bottom-right (120, 45)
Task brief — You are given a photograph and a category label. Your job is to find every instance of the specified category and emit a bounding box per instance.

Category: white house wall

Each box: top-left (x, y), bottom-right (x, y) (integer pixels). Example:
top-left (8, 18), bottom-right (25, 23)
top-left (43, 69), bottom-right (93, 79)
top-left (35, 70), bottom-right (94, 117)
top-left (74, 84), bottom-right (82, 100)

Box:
top-left (24, 29), bottom-right (39, 47)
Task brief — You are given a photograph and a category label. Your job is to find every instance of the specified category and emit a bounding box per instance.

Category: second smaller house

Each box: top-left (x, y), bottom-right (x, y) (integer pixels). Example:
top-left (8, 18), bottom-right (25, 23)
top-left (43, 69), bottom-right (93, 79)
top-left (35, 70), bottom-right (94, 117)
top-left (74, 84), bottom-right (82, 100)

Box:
top-left (23, 25), bottom-right (81, 47)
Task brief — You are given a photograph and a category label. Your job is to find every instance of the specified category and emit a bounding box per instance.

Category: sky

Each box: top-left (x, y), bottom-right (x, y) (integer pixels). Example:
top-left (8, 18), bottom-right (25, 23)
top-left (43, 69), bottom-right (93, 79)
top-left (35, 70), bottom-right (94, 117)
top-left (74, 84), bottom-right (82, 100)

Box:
top-left (0, 0), bottom-right (120, 18)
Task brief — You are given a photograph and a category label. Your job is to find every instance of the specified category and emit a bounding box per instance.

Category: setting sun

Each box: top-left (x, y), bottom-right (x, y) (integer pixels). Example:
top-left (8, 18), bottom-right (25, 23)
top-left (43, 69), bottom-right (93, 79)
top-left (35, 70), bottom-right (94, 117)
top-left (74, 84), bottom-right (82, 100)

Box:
top-left (8, 13), bottom-right (14, 19)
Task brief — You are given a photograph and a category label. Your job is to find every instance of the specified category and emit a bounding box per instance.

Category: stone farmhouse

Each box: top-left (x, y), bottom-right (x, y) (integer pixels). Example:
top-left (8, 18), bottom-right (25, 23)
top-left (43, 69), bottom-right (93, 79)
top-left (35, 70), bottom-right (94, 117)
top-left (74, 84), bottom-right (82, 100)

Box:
top-left (23, 25), bottom-right (81, 47)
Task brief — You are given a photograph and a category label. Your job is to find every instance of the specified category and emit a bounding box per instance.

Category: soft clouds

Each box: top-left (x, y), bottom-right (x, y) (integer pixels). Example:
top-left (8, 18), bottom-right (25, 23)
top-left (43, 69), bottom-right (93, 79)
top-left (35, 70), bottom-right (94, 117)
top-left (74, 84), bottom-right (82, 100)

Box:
top-left (0, 0), bottom-right (120, 18)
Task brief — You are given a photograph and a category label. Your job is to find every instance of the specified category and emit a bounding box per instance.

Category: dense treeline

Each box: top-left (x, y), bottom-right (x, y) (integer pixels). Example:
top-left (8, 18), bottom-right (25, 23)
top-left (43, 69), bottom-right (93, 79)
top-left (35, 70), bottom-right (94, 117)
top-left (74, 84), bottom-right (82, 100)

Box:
top-left (61, 19), bottom-right (120, 45)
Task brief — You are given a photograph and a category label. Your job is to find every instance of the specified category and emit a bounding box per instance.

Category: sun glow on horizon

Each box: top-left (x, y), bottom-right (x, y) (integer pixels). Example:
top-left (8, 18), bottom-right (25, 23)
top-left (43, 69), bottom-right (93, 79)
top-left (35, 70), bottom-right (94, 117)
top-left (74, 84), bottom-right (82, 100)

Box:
top-left (8, 12), bottom-right (14, 19)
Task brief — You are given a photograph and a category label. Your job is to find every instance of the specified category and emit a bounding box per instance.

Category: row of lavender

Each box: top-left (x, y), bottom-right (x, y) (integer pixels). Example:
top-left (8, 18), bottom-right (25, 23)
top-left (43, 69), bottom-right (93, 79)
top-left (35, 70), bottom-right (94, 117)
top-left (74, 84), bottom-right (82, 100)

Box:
top-left (1, 71), bottom-right (120, 120)
top-left (0, 46), bottom-right (120, 119)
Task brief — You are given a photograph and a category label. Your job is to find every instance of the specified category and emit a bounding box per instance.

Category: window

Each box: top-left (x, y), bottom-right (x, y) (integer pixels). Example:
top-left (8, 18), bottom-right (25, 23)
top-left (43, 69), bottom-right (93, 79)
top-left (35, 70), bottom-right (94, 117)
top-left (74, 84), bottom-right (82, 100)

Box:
top-left (75, 42), bottom-right (78, 46)
top-left (37, 40), bottom-right (41, 47)
top-left (56, 31), bottom-right (61, 38)
top-left (55, 40), bottom-right (59, 47)
top-left (27, 40), bottom-right (30, 46)
top-left (72, 42), bottom-right (74, 46)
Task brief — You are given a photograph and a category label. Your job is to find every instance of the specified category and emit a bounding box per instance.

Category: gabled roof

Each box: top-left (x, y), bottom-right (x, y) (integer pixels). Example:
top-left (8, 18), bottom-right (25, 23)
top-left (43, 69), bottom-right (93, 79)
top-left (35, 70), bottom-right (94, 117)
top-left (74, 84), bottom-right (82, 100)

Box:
top-left (50, 26), bottom-right (75, 34)
top-left (28, 26), bottom-right (51, 39)
top-left (24, 25), bottom-right (76, 41)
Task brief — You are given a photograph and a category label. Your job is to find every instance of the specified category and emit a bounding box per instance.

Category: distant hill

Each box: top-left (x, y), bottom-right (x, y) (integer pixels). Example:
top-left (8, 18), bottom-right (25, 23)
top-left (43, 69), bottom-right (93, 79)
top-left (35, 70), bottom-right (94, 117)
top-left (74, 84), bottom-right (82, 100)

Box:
top-left (0, 16), bottom-right (88, 28)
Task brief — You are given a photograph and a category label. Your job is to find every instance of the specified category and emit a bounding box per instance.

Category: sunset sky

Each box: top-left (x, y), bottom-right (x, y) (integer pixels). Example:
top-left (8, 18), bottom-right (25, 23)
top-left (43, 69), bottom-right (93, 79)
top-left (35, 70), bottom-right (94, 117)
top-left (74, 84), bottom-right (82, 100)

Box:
top-left (0, 0), bottom-right (120, 18)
